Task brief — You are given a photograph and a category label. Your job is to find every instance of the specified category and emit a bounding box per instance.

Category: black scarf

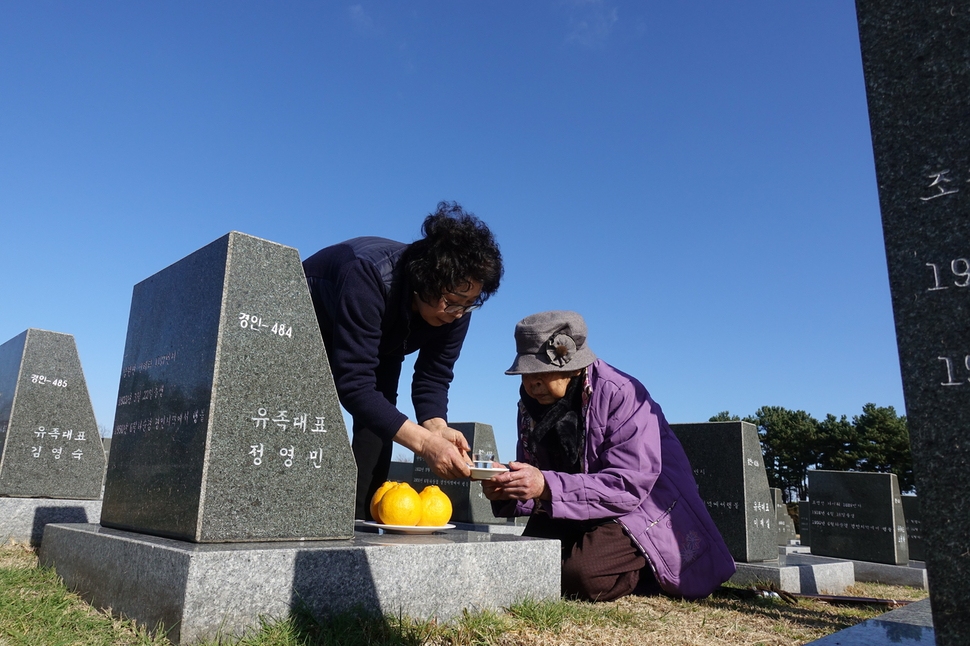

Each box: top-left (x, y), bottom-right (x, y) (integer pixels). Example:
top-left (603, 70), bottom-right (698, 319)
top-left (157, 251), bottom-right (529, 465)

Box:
top-left (520, 372), bottom-right (585, 473)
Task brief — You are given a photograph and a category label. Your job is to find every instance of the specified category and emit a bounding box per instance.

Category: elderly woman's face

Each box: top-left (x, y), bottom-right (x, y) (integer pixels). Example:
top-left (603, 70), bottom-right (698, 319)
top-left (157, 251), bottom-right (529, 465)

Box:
top-left (521, 370), bottom-right (581, 405)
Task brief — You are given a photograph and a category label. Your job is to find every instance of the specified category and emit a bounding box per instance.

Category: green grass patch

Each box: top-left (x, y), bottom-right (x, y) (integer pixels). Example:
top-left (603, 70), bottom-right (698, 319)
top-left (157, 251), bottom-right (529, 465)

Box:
top-left (0, 553), bottom-right (165, 646)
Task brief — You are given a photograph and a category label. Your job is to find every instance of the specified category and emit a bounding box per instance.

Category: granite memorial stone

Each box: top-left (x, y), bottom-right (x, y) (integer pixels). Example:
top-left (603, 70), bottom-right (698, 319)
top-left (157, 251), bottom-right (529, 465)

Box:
top-left (386, 460), bottom-right (414, 485)
top-left (0, 328), bottom-right (106, 499)
top-left (807, 470), bottom-right (907, 565)
top-left (100, 231), bottom-right (356, 542)
top-left (901, 495), bottom-right (923, 562)
top-left (855, 2), bottom-right (970, 640)
top-left (772, 488), bottom-right (797, 546)
top-left (414, 422), bottom-right (498, 524)
top-left (798, 500), bottom-right (811, 546)
top-left (671, 421), bottom-right (776, 562)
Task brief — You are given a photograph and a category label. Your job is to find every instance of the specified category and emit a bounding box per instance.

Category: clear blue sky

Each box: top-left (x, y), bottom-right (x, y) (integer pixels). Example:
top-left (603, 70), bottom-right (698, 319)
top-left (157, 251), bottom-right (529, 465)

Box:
top-left (0, 2), bottom-right (901, 462)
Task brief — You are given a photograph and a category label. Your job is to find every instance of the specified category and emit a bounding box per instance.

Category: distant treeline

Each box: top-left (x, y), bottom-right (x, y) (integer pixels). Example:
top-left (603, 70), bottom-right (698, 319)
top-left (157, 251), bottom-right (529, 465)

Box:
top-left (709, 404), bottom-right (912, 502)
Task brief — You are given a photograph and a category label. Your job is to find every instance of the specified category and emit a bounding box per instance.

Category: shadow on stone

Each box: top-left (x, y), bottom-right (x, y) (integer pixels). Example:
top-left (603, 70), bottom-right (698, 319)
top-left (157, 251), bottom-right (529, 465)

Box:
top-left (291, 548), bottom-right (381, 618)
top-left (30, 505), bottom-right (89, 546)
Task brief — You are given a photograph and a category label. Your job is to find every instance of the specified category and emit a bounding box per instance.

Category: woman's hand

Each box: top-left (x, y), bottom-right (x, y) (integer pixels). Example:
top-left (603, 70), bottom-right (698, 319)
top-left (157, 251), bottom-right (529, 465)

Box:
top-left (394, 419), bottom-right (470, 479)
top-left (480, 461), bottom-right (548, 501)
top-left (419, 433), bottom-right (472, 479)
top-left (421, 417), bottom-right (471, 454)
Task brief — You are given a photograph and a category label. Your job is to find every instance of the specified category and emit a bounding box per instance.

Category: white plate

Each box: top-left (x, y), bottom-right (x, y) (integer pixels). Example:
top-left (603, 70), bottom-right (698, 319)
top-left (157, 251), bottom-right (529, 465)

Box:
top-left (469, 466), bottom-right (509, 480)
top-left (361, 521), bottom-right (455, 534)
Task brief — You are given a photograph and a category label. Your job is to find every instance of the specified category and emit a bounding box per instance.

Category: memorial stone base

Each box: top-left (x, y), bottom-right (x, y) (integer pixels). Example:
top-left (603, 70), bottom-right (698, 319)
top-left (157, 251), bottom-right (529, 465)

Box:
top-left (0, 497), bottom-right (102, 546)
top-left (452, 520), bottom-right (526, 536)
top-left (850, 558), bottom-right (928, 589)
top-left (730, 553), bottom-right (855, 595)
top-left (40, 523), bottom-right (560, 645)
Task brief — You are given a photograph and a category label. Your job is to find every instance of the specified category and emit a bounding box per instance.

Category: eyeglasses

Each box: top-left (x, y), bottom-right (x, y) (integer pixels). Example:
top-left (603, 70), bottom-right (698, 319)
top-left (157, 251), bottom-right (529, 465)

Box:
top-left (441, 293), bottom-right (483, 315)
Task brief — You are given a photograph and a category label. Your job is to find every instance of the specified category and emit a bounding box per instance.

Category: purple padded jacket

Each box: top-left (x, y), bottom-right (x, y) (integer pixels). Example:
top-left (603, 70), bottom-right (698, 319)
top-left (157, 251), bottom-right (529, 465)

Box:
top-left (493, 359), bottom-right (736, 599)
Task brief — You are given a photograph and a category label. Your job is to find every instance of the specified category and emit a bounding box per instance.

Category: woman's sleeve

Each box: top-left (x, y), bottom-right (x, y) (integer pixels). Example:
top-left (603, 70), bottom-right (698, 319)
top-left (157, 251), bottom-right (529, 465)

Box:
top-left (411, 313), bottom-right (471, 424)
top-left (328, 260), bottom-right (408, 439)
top-left (542, 379), bottom-right (663, 521)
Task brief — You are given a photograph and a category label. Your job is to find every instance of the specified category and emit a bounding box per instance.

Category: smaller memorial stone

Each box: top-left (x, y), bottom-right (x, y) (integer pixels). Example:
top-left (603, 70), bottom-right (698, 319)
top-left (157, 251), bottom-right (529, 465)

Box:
top-left (808, 470), bottom-right (908, 565)
top-left (798, 501), bottom-right (811, 546)
top-left (414, 422), bottom-right (499, 524)
top-left (0, 329), bottom-right (107, 499)
top-left (671, 421), bottom-right (776, 562)
top-left (772, 488), bottom-right (797, 545)
top-left (901, 495), bottom-right (923, 562)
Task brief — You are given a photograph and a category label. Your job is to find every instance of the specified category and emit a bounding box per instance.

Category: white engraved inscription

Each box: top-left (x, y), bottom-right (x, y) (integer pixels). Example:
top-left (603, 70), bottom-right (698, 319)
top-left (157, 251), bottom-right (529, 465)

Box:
top-left (30, 425), bottom-right (89, 462)
top-left (248, 406), bottom-right (328, 470)
top-left (238, 312), bottom-right (292, 338)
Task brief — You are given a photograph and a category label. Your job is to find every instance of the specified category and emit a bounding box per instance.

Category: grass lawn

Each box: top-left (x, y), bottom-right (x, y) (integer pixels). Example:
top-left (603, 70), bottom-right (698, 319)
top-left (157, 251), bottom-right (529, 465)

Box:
top-left (0, 542), bottom-right (928, 646)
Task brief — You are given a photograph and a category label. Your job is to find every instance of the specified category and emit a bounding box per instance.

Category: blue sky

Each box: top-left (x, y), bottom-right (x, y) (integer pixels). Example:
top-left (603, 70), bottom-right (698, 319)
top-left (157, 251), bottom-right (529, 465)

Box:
top-left (0, 2), bottom-right (901, 462)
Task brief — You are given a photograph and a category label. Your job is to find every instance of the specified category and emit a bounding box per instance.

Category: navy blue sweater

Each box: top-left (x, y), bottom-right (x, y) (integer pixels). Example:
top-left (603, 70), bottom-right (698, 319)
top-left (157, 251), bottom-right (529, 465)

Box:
top-left (303, 237), bottom-right (471, 441)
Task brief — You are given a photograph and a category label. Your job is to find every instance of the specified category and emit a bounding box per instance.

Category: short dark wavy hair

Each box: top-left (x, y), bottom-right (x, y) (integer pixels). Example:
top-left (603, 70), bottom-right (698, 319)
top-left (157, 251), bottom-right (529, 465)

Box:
top-left (404, 201), bottom-right (503, 306)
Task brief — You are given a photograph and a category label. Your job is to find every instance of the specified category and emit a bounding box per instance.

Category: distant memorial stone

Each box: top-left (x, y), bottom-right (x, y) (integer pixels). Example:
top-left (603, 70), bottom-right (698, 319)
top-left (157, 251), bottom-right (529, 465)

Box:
top-left (856, 2), bottom-right (970, 640)
top-left (798, 501), bottom-right (811, 546)
top-left (414, 422), bottom-right (498, 524)
top-left (386, 460), bottom-right (414, 485)
top-left (0, 329), bottom-right (106, 499)
top-left (100, 232), bottom-right (356, 542)
top-left (671, 421), bottom-right (776, 562)
top-left (808, 470), bottom-right (907, 565)
top-left (772, 488), bottom-right (797, 546)
top-left (901, 495), bottom-right (924, 562)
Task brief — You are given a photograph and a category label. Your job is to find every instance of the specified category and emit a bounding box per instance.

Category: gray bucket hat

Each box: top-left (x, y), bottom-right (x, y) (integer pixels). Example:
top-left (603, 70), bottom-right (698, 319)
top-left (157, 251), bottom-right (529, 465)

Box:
top-left (505, 310), bottom-right (597, 375)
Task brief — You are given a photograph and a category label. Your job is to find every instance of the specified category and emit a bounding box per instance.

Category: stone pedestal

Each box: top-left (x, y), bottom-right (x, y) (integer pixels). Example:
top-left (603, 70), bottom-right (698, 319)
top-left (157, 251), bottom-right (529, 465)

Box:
top-left (0, 498), bottom-right (102, 546)
top-left (40, 523), bottom-right (560, 645)
top-left (730, 552), bottom-right (854, 595)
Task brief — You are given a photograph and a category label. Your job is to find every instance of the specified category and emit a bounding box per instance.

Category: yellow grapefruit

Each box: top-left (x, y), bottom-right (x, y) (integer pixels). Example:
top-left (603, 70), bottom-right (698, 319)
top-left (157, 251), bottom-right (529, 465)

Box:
top-left (418, 485), bottom-right (453, 526)
top-left (377, 483), bottom-right (422, 526)
top-left (369, 480), bottom-right (399, 523)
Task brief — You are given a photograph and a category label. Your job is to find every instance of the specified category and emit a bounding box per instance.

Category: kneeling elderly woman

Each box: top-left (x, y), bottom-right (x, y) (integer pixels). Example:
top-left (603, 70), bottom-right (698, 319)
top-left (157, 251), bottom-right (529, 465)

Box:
top-left (483, 311), bottom-right (736, 602)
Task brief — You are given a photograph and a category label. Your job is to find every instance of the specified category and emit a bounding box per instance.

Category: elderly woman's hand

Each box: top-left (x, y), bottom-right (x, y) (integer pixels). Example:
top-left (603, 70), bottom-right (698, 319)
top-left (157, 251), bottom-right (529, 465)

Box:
top-left (481, 461), bottom-right (548, 501)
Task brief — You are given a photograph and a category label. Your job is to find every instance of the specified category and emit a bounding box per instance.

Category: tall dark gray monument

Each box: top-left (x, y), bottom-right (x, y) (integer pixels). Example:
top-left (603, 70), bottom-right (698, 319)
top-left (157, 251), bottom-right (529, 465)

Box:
top-left (0, 329), bottom-right (106, 498)
top-left (671, 421), bottom-right (776, 562)
top-left (856, 2), bottom-right (970, 641)
top-left (100, 232), bottom-right (356, 542)
top-left (414, 422), bottom-right (498, 524)
top-left (808, 470), bottom-right (908, 565)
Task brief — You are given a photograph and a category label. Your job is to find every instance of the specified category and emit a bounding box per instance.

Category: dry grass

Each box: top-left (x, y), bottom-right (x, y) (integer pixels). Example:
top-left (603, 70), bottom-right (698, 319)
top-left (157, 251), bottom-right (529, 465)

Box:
top-left (465, 593), bottom-right (876, 646)
top-left (0, 542), bottom-right (928, 646)
top-left (0, 541), bottom-right (35, 570)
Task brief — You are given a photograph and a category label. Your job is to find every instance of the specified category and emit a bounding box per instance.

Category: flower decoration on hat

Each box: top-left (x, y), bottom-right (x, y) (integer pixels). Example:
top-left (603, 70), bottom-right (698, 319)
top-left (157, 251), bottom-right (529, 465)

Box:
top-left (545, 333), bottom-right (577, 367)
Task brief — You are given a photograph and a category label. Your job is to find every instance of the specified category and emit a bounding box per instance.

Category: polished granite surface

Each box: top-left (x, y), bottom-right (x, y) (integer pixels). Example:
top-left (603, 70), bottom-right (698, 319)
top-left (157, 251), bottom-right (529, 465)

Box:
top-left (808, 598), bottom-right (935, 645)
